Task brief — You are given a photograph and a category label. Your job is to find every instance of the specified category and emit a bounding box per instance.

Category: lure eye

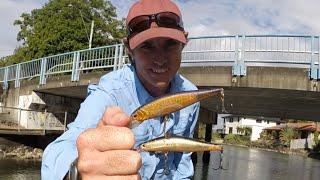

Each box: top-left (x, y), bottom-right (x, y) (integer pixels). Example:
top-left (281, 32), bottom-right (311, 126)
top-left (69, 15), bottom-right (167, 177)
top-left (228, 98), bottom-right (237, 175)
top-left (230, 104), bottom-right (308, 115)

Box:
top-left (133, 114), bottom-right (138, 118)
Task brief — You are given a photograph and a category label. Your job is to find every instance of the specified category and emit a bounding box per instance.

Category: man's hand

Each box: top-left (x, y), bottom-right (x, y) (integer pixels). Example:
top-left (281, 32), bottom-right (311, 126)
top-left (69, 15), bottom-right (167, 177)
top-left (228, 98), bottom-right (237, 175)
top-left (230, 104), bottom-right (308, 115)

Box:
top-left (76, 106), bottom-right (141, 180)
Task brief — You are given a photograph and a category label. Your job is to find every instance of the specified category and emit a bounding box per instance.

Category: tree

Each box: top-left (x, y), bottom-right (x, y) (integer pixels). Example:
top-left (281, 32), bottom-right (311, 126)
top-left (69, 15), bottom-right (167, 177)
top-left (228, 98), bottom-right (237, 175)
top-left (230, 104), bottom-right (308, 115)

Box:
top-left (10, 0), bottom-right (125, 64)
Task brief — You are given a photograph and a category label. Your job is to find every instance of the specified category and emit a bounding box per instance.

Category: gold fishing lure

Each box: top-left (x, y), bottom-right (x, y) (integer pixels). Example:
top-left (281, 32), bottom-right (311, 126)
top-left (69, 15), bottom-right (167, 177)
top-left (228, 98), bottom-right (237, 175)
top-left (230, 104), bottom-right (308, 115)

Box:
top-left (140, 136), bottom-right (222, 152)
top-left (130, 88), bottom-right (224, 123)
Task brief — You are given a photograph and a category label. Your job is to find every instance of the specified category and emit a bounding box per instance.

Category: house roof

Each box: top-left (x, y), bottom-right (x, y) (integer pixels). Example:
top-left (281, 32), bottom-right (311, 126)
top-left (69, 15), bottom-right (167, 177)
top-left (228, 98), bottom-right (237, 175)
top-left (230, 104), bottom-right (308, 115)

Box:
top-left (299, 124), bottom-right (320, 132)
top-left (264, 123), bottom-right (320, 132)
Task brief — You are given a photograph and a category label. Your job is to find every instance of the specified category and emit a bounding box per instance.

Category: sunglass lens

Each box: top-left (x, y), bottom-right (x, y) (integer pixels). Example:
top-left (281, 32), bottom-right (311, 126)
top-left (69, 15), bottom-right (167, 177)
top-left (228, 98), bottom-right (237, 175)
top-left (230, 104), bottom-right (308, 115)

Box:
top-left (129, 16), bottom-right (150, 36)
top-left (157, 12), bottom-right (180, 28)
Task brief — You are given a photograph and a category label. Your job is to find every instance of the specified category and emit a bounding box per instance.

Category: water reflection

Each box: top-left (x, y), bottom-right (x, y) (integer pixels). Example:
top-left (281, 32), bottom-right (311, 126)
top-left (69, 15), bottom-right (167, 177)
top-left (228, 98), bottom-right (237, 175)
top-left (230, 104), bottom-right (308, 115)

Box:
top-left (0, 146), bottom-right (320, 180)
top-left (194, 145), bottom-right (320, 180)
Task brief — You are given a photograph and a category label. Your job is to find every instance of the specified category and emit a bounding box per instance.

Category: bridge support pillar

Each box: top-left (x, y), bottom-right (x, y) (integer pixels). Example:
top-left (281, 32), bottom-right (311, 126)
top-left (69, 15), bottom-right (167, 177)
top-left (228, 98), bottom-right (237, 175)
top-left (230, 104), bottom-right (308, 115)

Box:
top-left (199, 109), bottom-right (217, 164)
top-left (202, 123), bottom-right (212, 164)
top-left (191, 121), bottom-right (199, 165)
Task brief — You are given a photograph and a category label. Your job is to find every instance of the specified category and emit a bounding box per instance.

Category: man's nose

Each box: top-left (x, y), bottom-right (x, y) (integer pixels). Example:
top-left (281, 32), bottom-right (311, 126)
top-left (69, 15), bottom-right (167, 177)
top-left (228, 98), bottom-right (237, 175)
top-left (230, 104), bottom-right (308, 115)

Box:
top-left (153, 52), bottom-right (167, 66)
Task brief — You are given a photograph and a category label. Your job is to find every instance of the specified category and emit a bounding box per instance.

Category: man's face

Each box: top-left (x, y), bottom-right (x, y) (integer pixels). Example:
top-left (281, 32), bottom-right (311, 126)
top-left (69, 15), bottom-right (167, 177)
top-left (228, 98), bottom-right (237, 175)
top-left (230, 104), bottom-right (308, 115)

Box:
top-left (131, 37), bottom-right (184, 95)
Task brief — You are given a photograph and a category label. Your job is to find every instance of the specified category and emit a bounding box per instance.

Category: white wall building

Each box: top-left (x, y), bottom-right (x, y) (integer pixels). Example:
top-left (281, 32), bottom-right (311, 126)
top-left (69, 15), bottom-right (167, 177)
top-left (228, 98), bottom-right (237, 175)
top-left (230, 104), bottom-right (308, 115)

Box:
top-left (212, 114), bottom-right (228, 133)
top-left (216, 115), bottom-right (281, 141)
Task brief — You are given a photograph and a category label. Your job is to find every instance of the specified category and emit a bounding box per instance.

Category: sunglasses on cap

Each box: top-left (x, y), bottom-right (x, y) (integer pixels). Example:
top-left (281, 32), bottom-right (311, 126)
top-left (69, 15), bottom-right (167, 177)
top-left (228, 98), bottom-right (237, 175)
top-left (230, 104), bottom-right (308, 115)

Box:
top-left (127, 12), bottom-right (184, 38)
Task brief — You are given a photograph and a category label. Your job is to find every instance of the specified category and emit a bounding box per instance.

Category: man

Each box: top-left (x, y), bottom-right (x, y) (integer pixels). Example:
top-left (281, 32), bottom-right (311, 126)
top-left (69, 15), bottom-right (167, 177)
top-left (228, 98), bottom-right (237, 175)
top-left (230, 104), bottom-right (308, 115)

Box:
top-left (41, 0), bottom-right (200, 179)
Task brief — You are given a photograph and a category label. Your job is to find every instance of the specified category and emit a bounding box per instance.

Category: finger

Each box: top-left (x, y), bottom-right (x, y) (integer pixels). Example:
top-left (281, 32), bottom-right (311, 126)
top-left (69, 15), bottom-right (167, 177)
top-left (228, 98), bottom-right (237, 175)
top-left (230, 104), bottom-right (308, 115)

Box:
top-left (108, 112), bottom-right (130, 127)
top-left (77, 126), bottom-right (135, 151)
top-left (99, 106), bottom-right (130, 127)
top-left (81, 174), bottom-right (140, 180)
top-left (99, 106), bottom-right (122, 126)
top-left (78, 150), bottom-right (142, 176)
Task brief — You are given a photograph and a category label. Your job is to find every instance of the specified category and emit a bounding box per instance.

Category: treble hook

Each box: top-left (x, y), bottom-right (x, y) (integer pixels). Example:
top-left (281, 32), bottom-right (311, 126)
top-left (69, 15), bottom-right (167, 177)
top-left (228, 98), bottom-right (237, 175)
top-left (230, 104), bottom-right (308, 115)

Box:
top-left (164, 152), bottom-right (170, 175)
top-left (155, 114), bottom-right (170, 138)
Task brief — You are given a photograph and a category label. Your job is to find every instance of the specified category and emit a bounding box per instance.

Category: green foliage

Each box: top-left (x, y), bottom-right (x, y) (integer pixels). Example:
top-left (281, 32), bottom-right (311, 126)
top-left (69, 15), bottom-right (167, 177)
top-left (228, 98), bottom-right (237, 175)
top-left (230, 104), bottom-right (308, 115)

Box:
top-left (197, 122), bottom-right (206, 140)
top-left (271, 130), bottom-right (279, 139)
top-left (237, 126), bottom-right (252, 136)
top-left (260, 130), bottom-right (273, 141)
top-left (314, 131), bottom-right (319, 147)
top-left (3, 0), bottom-right (125, 66)
top-left (224, 134), bottom-right (250, 145)
top-left (212, 132), bottom-right (222, 141)
top-left (279, 127), bottom-right (298, 147)
top-left (236, 126), bottom-right (244, 134)
top-left (224, 134), bottom-right (238, 144)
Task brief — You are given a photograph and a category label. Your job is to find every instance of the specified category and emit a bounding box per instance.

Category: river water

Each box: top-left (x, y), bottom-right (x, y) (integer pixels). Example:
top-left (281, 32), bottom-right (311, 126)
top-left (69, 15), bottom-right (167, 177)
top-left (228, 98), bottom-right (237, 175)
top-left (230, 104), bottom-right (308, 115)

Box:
top-left (0, 158), bottom-right (40, 179)
top-left (0, 145), bottom-right (319, 180)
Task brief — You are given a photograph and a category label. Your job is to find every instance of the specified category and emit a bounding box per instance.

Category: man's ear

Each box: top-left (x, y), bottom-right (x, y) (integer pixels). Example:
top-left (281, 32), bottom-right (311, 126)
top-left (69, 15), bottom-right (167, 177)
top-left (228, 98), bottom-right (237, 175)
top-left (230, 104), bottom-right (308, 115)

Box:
top-left (122, 37), bottom-right (134, 64)
top-left (184, 31), bottom-right (189, 43)
top-left (182, 31), bottom-right (189, 49)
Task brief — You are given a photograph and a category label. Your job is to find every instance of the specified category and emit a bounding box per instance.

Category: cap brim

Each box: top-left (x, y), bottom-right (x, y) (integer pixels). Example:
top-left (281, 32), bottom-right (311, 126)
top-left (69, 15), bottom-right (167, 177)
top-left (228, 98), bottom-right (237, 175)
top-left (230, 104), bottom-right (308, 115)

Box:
top-left (129, 27), bottom-right (186, 50)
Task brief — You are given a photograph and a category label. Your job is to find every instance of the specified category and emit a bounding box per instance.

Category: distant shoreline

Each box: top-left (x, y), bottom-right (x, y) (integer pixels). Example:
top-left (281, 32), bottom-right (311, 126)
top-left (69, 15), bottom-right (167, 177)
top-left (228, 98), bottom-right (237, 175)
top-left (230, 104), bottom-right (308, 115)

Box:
top-left (0, 144), bottom-right (43, 161)
top-left (223, 143), bottom-right (320, 160)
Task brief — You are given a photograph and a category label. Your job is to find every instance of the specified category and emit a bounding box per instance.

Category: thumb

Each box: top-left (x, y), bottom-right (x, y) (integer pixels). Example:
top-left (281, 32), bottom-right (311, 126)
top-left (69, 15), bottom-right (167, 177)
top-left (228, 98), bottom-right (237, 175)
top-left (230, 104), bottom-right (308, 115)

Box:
top-left (98, 106), bottom-right (131, 127)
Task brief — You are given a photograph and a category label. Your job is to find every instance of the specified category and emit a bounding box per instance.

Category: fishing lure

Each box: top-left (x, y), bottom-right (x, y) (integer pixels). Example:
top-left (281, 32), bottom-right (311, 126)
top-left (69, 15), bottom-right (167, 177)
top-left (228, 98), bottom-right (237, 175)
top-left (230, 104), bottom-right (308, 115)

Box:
top-left (140, 135), bottom-right (225, 174)
top-left (140, 135), bottom-right (222, 152)
top-left (130, 88), bottom-right (224, 124)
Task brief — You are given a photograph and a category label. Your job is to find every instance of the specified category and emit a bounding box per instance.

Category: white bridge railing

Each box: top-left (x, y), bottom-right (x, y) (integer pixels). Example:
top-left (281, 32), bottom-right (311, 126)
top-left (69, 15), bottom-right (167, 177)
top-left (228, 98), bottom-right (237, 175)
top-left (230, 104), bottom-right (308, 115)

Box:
top-left (1, 35), bottom-right (320, 89)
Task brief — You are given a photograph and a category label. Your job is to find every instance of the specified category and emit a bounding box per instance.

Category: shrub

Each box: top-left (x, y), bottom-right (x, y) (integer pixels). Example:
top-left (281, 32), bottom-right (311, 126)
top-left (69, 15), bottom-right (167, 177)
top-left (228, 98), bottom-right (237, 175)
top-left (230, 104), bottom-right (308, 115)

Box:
top-left (224, 134), bottom-right (250, 145)
top-left (212, 132), bottom-right (222, 141)
top-left (314, 131), bottom-right (319, 147)
top-left (279, 127), bottom-right (298, 147)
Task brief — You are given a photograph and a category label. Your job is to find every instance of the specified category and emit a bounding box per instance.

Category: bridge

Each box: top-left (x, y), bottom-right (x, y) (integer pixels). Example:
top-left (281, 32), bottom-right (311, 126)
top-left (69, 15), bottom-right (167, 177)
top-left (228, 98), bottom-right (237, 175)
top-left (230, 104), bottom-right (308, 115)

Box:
top-left (0, 35), bottom-right (320, 136)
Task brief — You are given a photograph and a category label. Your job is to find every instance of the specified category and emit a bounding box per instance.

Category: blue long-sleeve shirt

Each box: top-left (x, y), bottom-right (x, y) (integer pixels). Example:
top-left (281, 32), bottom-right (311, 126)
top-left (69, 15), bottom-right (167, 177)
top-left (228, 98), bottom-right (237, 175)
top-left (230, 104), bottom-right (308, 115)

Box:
top-left (41, 64), bottom-right (200, 180)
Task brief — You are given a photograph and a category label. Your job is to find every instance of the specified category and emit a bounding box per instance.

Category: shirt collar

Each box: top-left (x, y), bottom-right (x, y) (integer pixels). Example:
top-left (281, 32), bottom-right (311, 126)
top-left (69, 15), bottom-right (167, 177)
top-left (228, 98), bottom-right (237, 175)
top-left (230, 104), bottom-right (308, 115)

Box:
top-left (129, 65), bottom-right (181, 105)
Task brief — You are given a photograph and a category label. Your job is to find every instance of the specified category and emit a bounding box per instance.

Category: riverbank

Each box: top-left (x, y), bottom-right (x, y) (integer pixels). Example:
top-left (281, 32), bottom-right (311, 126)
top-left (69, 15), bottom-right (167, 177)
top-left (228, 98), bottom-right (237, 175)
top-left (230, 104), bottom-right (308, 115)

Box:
top-left (221, 142), bottom-right (320, 160)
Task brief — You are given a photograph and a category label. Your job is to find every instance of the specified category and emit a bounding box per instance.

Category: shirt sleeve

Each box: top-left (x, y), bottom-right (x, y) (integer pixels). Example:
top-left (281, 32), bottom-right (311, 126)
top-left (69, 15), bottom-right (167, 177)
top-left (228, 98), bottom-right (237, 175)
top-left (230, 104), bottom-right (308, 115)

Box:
top-left (173, 103), bottom-right (200, 180)
top-left (41, 84), bottom-right (116, 180)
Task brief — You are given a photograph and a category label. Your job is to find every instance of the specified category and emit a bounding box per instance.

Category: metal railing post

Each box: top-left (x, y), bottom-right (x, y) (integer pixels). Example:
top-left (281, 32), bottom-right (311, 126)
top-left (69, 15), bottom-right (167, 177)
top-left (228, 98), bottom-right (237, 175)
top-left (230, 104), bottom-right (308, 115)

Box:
top-left (113, 45), bottom-right (119, 71)
top-left (118, 44), bottom-right (124, 69)
top-left (240, 35), bottom-right (247, 76)
top-left (18, 108), bottom-right (21, 132)
top-left (64, 111), bottom-right (67, 132)
top-left (15, 64), bottom-right (21, 88)
top-left (39, 58), bottom-right (47, 85)
top-left (71, 51), bottom-right (80, 81)
top-left (232, 35), bottom-right (240, 76)
top-left (3, 67), bottom-right (8, 89)
top-left (318, 37), bottom-right (320, 80)
top-left (309, 36), bottom-right (317, 79)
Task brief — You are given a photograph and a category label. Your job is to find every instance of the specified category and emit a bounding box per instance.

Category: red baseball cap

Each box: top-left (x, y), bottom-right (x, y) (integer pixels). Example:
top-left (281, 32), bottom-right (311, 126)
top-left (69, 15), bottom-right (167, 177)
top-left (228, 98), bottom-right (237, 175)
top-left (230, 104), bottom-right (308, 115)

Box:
top-left (126, 0), bottom-right (187, 49)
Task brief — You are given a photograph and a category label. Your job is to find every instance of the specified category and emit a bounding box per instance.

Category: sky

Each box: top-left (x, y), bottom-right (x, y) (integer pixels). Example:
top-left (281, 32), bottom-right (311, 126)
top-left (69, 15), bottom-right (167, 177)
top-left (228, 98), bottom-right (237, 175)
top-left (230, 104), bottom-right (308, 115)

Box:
top-left (0, 0), bottom-right (320, 58)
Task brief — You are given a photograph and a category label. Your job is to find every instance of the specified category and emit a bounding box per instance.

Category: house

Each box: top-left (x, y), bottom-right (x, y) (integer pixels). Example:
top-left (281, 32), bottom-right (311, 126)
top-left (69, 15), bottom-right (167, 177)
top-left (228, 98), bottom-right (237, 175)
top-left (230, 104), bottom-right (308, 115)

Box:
top-left (218, 115), bottom-right (282, 141)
